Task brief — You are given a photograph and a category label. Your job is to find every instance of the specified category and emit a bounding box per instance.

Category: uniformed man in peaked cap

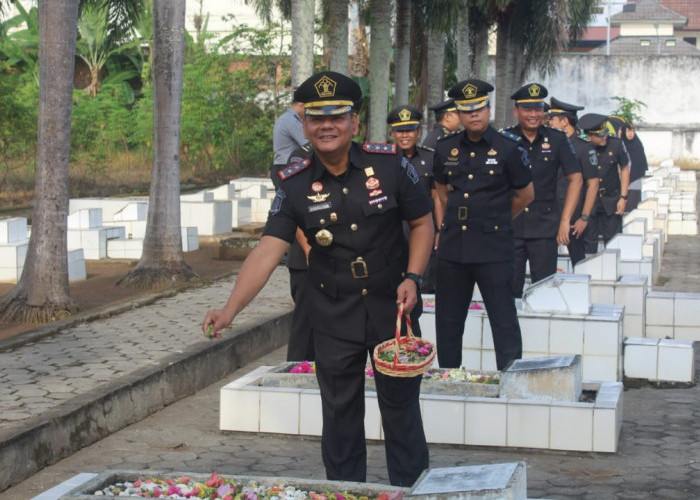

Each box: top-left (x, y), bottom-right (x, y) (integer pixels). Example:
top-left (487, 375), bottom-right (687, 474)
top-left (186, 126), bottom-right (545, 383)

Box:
top-left (203, 71), bottom-right (434, 487)
top-left (505, 83), bottom-right (582, 297)
top-left (548, 97), bottom-right (600, 267)
top-left (578, 113), bottom-right (630, 254)
top-left (432, 78), bottom-right (534, 371)
top-left (387, 104), bottom-right (440, 293)
top-left (608, 115), bottom-right (648, 211)
top-left (422, 98), bottom-right (461, 149)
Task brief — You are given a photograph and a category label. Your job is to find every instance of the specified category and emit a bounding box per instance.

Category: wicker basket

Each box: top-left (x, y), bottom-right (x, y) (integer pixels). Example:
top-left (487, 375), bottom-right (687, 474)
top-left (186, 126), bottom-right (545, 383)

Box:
top-left (373, 303), bottom-right (436, 377)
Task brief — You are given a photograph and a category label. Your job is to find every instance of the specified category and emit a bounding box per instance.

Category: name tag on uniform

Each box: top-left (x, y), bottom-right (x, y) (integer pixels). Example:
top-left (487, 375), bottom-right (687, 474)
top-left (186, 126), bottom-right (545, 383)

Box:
top-left (485, 158), bottom-right (498, 165)
top-left (308, 202), bottom-right (331, 212)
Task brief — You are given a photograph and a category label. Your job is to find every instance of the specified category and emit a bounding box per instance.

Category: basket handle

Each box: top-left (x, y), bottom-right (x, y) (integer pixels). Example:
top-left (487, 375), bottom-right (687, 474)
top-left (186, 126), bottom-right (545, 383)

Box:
top-left (395, 302), bottom-right (415, 341)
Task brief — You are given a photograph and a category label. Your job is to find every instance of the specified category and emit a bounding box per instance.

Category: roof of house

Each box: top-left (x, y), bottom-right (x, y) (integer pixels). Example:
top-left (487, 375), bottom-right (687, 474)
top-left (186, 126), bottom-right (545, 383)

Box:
top-left (578, 26), bottom-right (621, 42)
top-left (660, 0), bottom-right (700, 30)
top-left (611, 0), bottom-right (687, 26)
top-left (588, 35), bottom-right (699, 55)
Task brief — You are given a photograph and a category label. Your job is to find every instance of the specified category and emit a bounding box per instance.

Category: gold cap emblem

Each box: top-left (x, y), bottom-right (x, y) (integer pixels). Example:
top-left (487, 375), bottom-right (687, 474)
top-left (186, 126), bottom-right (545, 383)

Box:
top-left (314, 75), bottom-right (336, 98)
top-left (398, 108), bottom-right (412, 122)
top-left (463, 83), bottom-right (477, 99)
top-left (528, 84), bottom-right (541, 97)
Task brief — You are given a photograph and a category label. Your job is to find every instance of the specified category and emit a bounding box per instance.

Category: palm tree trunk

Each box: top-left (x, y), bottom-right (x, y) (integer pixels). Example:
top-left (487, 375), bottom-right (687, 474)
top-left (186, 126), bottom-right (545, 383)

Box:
top-left (368, 0), bottom-right (393, 142)
top-left (394, 0), bottom-right (411, 106)
top-left (456, 0), bottom-right (470, 81)
top-left (472, 23), bottom-right (489, 80)
top-left (0, 0), bottom-right (79, 323)
top-left (291, 0), bottom-right (315, 87)
top-left (425, 28), bottom-right (445, 131)
top-left (118, 0), bottom-right (195, 289)
top-left (494, 19), bottom-right (512, 129)
top-left (328, 0), bottom-right (349, 74)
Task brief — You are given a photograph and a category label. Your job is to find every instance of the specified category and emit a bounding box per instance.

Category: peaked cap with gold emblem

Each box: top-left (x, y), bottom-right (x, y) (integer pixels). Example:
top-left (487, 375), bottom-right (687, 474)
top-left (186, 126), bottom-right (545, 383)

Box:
top-left (510, 83), bottom-right (548, 108)
top-left (548, 97), bottom-right (584, 119)
top-left (448, 79), bottom-right (494, 112)
top-left (579, 113), bottom-right (610, 136)
top-left (294, 71), bottom-right (362, 116)
top-left (386, 104), bottom-right (422, 131)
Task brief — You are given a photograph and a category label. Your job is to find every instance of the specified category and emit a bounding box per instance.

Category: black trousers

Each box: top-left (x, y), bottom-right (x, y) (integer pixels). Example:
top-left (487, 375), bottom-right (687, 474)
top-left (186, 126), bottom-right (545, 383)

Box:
top-left (512, 237), bottom-right (558, 298)
top-left (567, 227), bottom-right (586, 268)
top-left (286, 269), bottom-right (315, 361)
top-left (435, 259), bottom-right (522, 371)
top-left (313, 318), bottom-right (429, 487)
top-left (583, 211), bottom-right (622, 254)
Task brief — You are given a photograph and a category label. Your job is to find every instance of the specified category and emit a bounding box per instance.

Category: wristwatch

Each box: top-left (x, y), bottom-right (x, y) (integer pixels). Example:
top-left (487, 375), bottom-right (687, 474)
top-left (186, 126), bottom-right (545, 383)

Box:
top-left (404, 272), bottom-right (424, 290)
top-left (620, 194), bottom-right (628, 200)
top-left (580, 214), bottom-right (590, 221)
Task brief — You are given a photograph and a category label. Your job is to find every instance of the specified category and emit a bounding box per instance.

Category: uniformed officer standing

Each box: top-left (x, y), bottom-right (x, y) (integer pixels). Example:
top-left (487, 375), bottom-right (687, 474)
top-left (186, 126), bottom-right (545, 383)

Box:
top-left (579, 113), bottom-right (631, 253)
top-left (422, 98), bottom-right (461, 149)
top-left (548, 97), bottom-right (600, 267)
top-left (433, 79), bottom-right (534, 371)
top-left (608, 115), bottom-right (648, 211)
top-left (387, 104), bottom-right (440, 293)
top-left (203, 71), bottom-right (434, 487)
top-left (506, 83), bottom-right (582, 297)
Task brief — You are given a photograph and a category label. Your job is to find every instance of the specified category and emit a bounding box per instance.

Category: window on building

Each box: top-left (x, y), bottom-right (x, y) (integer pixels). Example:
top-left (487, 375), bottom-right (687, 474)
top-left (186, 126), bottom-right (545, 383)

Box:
top-left (665, 39), bottom-right (676, 47)
top-left (683, 37), bottom-right (697, 46)
top-left (640, 39), bottom-right (650, 46)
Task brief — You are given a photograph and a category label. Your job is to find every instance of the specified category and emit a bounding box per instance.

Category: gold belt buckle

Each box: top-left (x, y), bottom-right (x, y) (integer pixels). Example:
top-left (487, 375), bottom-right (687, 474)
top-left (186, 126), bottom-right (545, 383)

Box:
top-left (458, 206), bottom-right (468, 220)
top-left (351, 257), bottom-right (368, 278)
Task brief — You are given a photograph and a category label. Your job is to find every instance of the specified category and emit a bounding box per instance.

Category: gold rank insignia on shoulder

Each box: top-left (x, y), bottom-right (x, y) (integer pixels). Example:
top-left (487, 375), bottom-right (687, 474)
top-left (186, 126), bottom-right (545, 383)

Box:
top-left (307, 192), bottom-right (331, 203)
top-left (364, 167), bottom-right (375, 176)
top-left (487, 149), bottom-right (497, 156)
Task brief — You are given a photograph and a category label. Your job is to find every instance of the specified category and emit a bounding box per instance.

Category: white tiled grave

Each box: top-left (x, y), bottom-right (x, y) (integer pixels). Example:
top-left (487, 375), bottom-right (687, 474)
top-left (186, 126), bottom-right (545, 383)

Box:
top-left (67, 208), bottom-right (125, 260)
top-left (220, 365), bottom-right (623, 453)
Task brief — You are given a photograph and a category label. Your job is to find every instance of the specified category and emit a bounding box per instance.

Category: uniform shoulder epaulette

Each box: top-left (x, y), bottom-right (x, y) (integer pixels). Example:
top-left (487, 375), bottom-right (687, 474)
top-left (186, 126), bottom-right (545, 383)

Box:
top-left (417, 144), bottom-right (434, 152)
top-left (277, 158), bottom-right (311, 181)
top-left (437, 130), bottom-right (460, 141)
top-left (498, 129), bottom-right (522, 142)
top-left (362, 142), bottom-right (397, 154)
top-left (544, 125), bottom-right (567, 136)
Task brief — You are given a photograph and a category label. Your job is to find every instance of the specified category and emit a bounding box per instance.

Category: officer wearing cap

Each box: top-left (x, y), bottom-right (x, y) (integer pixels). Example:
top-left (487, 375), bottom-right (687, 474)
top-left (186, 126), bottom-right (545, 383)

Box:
top-left (548, 97), bottom-right (601, 267)
top-left (432, 79), bottom-right (534, 371)
top-left (608, 115), bottom-right (648, 211)
top-left (387, 104), bottom-right (440, 293)
top-left (578, 113), bottom-right (631, 253)
top-left (505, 83), bottom-right (581, 297)
top-left (203, 71), bottom-right (433, 487)
top-left (422, 98), bottom-right (461, 149)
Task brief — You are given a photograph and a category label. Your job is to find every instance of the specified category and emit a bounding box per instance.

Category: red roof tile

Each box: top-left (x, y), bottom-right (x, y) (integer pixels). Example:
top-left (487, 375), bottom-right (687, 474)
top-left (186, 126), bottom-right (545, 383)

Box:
top-left (660, 0), bottom-right (700, 30)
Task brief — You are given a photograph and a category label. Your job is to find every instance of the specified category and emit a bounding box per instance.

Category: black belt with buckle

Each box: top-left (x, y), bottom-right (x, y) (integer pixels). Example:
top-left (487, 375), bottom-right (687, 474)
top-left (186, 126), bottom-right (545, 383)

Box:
top-left (312, 251), bottom-right (391, 279)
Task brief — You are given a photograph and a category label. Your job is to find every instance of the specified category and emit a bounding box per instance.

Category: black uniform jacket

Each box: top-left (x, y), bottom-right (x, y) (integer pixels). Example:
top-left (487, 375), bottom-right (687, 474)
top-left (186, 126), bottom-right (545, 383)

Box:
top-left (407, 145), bottom-right (435, 196)
top-left (594, 136), bottom-right (630, 216)
top-left (433, 126), bottom-right (531, 264)
top-left (506, 125), bottom-right (578, 239)
top-left (556, 134), bottom-right (598, 221)
top-left (265, 141), bottom-right (433, 342)
top-left (423, 123), bottom-right (452, 150)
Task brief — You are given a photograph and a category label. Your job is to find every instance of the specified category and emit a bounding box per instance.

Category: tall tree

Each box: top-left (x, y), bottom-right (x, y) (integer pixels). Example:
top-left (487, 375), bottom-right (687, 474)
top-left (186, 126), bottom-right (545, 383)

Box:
top-left (455, 0), bottom-right (470, 80)
top-left (291, 0), bottom-right (315, 86)
top-left (425, 28), bottom-right (446, 129)
top-left (367, 0), bottom-right (393, 142)
top-left (393, 0), bottom-right (411, 106)
top-left (327, 0), bottom-right (349, 74)
top-left (118, 0), bottom-right (195, 288)
top-left (0, 0), bottom-right (80, 323)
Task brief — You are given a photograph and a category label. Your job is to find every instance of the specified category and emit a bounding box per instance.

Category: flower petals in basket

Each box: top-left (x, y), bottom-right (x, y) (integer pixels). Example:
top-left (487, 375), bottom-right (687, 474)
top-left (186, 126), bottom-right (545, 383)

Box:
top-left (372, 303), bottom-right (436, 377)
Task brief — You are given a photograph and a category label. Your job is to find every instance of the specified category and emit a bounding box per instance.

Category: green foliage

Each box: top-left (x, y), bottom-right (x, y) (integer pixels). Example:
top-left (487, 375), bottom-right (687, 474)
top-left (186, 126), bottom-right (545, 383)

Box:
top-left (0, 3), bottom-right (40, 80)
top-left (611, 96), bottom-right (647, 125)
top-left (0, 73), bottom-right (37, 188)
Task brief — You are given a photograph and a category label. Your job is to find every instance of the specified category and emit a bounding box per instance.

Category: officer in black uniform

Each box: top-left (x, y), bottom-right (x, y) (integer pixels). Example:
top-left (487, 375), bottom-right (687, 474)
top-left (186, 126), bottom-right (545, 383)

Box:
top-left (387, 104), bottom-right (439, 293)
top-left (608, 115), bottom-right (648, 211)
top-left (422, 98), bottom-right (461, 149)
top-left (271, 142), bottom-right (315, 361)
top-left (579, 113), bottom-right (631, 254)
top-left (433, 79), bottom-right (534, 371)
top-left (548, 97), bottom-right (600, 267)
top-left (203, 71), bottom-right (434, 487)
top-left (506, 83), bottom-right (581, 297)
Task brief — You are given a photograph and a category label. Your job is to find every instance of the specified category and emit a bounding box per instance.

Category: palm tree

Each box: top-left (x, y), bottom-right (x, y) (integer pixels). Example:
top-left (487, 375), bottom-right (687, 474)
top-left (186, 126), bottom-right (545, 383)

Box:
top-left (0, 0), bottom-right (80, 323)
top-left (394, 0), bottom-right (411, 105)
top-left (0, 0), bottom-right (141, 323)
top-left (118, 0), bottom-right (195, 289)
top-left (291, 0), bottom-right (315, 87)
top-left (455, 0), bottom-right (470, 80)
top-left (367, 0), bottom-right (393, 142)
top-left (327, 0), bottom-right (349, 74)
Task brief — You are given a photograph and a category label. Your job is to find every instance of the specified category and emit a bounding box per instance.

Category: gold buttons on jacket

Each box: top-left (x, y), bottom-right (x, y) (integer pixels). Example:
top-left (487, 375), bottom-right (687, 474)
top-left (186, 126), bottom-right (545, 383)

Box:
top-left (362, 289), bottom-right (368, 296)
top-left (494, 225), bottom-right (499, 230)
top-left (470, 152), bottom-right (475, 157)
top-left (377, 204), bottom-right (383, 209)
top-left (489, 170), bottom-right (494, 175)
top-left (342, 187), bottom-right (349, 194)
top-left (330, 212), bottom-right (338, 222)
top-left (350, 223), bottom-right (358, 231)
top-left (319, 219), bottom-right (326, 225)
top-left (463, 193), bottom-right (469, 199)
top-left (461, 225), bottom-right (467, 231)
top-left (320, 283), bottom-right (325, 289)
top-left (468, 174), bottom-right (474, 180)
top-left (524, 207), bottom-right (529, 212)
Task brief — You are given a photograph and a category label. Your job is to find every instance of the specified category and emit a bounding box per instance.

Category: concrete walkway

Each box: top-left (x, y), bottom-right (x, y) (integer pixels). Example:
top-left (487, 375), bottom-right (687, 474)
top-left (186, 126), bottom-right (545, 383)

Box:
top-left (2, 197), bottom-right (700, 499)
